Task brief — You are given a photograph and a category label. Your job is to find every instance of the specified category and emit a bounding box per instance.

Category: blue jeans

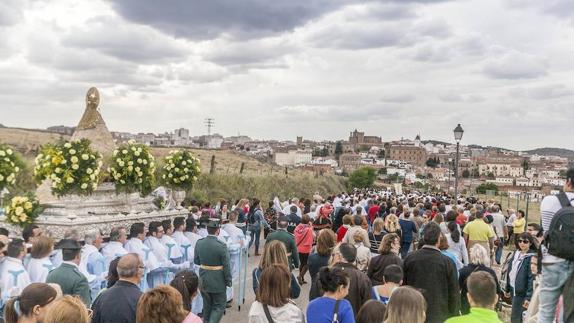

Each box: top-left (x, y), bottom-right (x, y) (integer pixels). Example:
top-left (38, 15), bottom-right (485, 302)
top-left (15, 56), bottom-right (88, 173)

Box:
top-left (495, 237), bottom-right (504, 265)
top-left (400, 241), bottom-right (411, 259)
top-left (538, 260), bottom-right (574, 323)
top-left (249, 226), bottom-right (261, 253)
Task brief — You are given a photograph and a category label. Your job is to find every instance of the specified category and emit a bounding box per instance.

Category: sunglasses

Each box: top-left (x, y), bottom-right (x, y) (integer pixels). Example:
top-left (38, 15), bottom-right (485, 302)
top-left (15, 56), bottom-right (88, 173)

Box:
top-left (517, 239), bottom-right (530, 244)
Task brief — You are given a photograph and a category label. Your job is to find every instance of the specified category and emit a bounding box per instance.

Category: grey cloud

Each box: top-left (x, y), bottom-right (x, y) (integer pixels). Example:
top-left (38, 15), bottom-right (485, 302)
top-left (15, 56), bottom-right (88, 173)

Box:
top-left (203, 38), bottom-right (296, 66)
top-left (274, 101), bottom-right (402, 123)
top-left (62, 17), bottom-right (188, 63)
top-left (439, 91), bottom-right (485, 103)
top-left (409, 43), bottom-right (452, 62)
top-left (483, 51), bottom-right (547, 79)
top-left (105, 0), bottom-right (345, 40)
top-left (307, 23), bottom-right (414, 50)
top-left (0, 0), bottom-right (23, 26)
top-left (509, 84), bottom-right (574, 100)
top-left (381, 94), bottom-right (416, 103)
top-left (505, 0), bottom-right (574, 18)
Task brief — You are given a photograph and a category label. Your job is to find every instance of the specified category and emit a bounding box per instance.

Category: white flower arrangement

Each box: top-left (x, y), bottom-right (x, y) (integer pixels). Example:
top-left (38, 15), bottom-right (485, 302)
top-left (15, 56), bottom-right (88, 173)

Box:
top-left (108, 140), bottom-right (156, 196)
top-left (161, 150), bottom-right (201, 191)
top-left (0, 143), bottom-right (24, 192)
top-left (34, 139), bottom-right (102, 196)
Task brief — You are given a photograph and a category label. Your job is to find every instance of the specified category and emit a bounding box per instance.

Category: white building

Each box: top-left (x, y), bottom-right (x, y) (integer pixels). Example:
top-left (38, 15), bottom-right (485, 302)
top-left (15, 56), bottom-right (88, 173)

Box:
top-left (486, 177), bottom-right (514, 185)
top-left (478, 163), bottom-right (523, 177)
top-left (274, 150), bottom-right (312, 166)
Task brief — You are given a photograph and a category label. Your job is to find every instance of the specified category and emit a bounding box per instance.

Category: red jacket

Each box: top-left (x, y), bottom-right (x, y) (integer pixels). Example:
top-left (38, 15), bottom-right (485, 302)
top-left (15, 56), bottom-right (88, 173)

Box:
top-left (368, 205), bottom-right (380, 224)
top-left (294, 224), bottom-right (314, 254)
top-left (337, 226), bottom-right (349, 242)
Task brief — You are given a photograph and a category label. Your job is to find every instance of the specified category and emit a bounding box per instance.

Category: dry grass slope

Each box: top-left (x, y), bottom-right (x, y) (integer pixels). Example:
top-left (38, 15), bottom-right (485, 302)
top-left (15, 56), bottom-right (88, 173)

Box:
top-left (0, 128), bottom-right (346, 201)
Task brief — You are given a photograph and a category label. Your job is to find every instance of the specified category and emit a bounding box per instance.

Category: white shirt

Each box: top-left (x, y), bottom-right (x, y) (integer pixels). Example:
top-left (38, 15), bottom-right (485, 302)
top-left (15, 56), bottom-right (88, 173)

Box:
top-left (26, 256), bottom-right (55, 283)
top-left (490, 212), bottom-right (506, 238)
top-left (101, 241), bottom-right (128, 267)
top-left (172, 231), bottom-right (193, 261)
top-left (125, 237), bottom-right (161, 271)
top-left (506, 213), bottom-right (517, 227)
top-left (160, 235), bottom-right (183, 260)
top-left (0, 257), bottom-right (31, 300)
top-left (282, 204), bottom-right (302, 218)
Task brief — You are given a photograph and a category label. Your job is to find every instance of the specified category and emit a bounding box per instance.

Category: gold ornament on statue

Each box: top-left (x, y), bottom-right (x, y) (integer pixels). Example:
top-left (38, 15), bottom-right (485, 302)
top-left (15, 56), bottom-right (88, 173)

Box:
top-left (77, 87), bottom-right (103, 130)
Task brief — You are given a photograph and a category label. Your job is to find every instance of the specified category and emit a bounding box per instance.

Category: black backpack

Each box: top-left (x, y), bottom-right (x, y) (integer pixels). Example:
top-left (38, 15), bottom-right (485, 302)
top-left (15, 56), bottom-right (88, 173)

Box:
top-left (545, 192), bottom-right (574, 260)
top-left (248, 208), bottom-right (257, 225)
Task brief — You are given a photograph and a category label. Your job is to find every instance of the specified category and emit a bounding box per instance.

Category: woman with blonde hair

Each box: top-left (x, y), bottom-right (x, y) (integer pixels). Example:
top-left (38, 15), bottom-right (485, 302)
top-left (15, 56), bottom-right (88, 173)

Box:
top-left (384, 214), bottom-right (401, 237)
top-left (384, 286), bottom-right (426, 323)
top-left (252, 240), bottom-right (300, 298)
top-left (44, 295), bottom-right (90, 323)
top-left (136, 285), bottom-right (189, 323)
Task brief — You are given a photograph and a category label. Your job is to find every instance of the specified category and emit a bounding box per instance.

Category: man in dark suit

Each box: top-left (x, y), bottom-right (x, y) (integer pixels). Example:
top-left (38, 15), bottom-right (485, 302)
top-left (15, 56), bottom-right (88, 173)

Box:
top-left (46, 239), bottom-right (91, 305)
top-left (403, 222), bottom-right (460, 323)
top-left (91, 253), bottom-right (144, 323)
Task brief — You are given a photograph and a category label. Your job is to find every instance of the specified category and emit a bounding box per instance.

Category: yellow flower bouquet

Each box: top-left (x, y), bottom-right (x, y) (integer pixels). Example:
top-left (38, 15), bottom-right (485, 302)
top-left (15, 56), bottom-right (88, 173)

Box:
top-left (4, 194), bottom-right (42, 227)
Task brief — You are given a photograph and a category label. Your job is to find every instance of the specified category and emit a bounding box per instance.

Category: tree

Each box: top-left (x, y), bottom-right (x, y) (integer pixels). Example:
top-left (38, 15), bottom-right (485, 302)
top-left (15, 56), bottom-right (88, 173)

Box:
top-left (348, 167), bottom-right (377, 189)
top-left (476, 182), bottom-right (499, 194)
top-left (335, 141), bottom-right (343, 161)
top-left (378, 149), bottom-right (385, 158)
top-left (487, 172), bottom-right (496, 180)
top-left (378, 168), bottom-right (387, 175)
top-left (462, 169), bottom-right (470, 178)
top-left (522, 159), bottom-right (530, 175)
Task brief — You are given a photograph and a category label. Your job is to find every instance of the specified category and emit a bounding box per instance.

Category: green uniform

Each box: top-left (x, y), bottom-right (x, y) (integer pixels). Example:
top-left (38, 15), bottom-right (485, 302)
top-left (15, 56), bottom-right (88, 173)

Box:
top-left (46, 263), bottom-right (91, 306)
top-left (266, 229), bottom-right (300, 269)
top-left (194, 235), bottom-right (232, 323)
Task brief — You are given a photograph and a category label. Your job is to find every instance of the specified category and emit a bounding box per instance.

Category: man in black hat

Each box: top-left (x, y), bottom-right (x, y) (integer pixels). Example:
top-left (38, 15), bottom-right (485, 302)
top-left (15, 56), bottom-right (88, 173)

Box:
top-left (194, 219), bottom-right (232, 323)
top-left (46, 238), bottom-right (91, 305)
top-left (266, 215), bottom-right (300, 270)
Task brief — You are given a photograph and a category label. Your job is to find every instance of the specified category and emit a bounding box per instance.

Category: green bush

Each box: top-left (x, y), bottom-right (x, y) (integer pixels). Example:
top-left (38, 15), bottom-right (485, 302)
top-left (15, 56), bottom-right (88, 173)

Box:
top-left (476, 182), bottom-right (499, 195)
top-left (348, 167), bottom-right (377, 189)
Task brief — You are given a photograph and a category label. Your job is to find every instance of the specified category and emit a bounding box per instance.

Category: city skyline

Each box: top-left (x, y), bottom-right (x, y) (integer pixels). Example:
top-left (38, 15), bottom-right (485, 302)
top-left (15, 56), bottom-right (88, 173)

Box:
top-left (1, 0), bottom-right (573, 151)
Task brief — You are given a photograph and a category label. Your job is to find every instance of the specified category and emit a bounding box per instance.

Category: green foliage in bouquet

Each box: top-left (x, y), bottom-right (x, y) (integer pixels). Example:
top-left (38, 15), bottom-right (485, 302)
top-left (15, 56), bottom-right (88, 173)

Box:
top-left (34, 139), bottom-right (103, 196)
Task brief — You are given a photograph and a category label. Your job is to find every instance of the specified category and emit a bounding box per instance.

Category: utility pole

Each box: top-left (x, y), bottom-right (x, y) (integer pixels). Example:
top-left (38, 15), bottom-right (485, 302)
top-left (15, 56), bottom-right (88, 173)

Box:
top-left (204, 118), bottom-right (215, 137)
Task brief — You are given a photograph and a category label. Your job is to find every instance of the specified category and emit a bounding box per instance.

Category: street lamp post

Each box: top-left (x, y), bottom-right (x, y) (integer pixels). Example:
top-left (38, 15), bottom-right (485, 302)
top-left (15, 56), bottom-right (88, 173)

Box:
top-left (453, 124), bottom-right (464, 201)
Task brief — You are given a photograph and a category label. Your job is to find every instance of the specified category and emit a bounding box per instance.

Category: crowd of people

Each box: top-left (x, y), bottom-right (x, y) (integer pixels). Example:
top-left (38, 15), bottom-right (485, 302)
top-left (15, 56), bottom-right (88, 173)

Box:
top-left (0, 167), bottom-right (572, 323)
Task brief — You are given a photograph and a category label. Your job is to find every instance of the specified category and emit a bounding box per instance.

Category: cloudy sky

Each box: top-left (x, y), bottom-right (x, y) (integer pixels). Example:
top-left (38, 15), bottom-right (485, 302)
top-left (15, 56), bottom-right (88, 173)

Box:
top-left (1, 0), bottom-right (573, 151)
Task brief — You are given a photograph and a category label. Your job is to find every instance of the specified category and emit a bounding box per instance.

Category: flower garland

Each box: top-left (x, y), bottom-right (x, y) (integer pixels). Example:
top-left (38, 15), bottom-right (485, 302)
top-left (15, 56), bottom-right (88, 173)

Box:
top-left (34, 139), bottom-right (103, 196)
top-left (0, 143), bottom-right (24, 192)
top-left (108, 140), bottom-right (156, 196)
top-left (161, 150), bottom-right (201, 191)
top-left (3, 194), bottom-right (42, 227)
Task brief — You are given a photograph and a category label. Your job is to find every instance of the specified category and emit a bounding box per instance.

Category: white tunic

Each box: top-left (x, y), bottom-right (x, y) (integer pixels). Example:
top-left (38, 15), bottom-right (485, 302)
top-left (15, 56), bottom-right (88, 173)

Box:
top-left (101, 241), bottom-right (128, 268)
top-left (26, 256), bottom-right (55, 283)
top-left (0, 257), bottom-right (31, 299)
top-left (145, 236), bottom-right (188, 270)
top-left (172, 231), bottom-right (193, 262)
top-left (160, 235), bottom-right (183, 260)
top-left (125, 238), bottom-right (160, 271)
